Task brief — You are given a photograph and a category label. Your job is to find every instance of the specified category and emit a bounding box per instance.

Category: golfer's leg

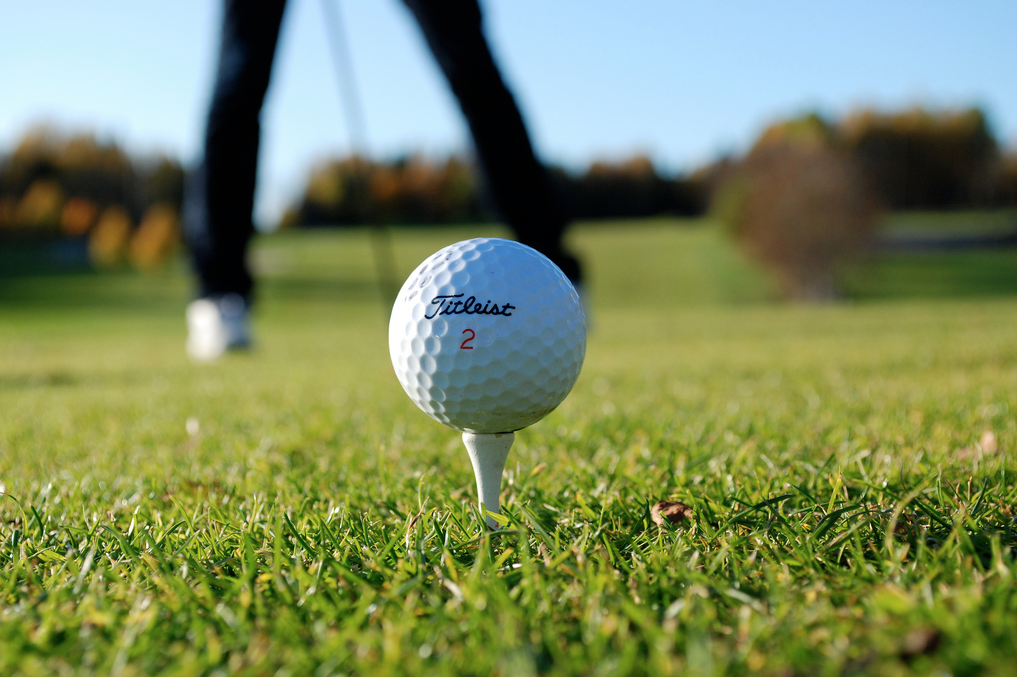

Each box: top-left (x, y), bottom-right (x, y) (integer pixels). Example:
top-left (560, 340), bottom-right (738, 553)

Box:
top-left (401, 0), bottom-right (582, 283)
top-left (184, 0), bottom-right (288, 303)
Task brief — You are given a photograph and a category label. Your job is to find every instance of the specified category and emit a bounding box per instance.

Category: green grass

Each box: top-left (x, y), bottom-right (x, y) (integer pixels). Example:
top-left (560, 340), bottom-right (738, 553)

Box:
top-left (1, 220), bottom-right (1016, 676)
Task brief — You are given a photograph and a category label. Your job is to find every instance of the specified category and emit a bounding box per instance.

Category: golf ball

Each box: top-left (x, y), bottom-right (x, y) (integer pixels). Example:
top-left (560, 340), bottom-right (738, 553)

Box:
top-left (389, 238), bottom-right (586, 433)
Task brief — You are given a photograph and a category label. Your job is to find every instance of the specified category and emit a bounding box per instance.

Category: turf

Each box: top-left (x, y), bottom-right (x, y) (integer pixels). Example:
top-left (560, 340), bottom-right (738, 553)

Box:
top-left (1, 220), bottom-right (1016, 676)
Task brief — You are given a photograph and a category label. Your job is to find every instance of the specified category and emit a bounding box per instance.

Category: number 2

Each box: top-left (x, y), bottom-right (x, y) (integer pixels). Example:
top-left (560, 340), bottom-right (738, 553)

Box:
top-left (460, 328), bottom-right (475, 349)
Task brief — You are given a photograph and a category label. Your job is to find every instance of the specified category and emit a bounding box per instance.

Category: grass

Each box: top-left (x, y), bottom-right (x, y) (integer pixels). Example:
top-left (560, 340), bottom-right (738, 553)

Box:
top-left (879, 209), bottom-right (1017, 238)
top-left (847, 209), bottom-right (1017, 298)
top-left (1, 219), bottom-right (1016, 676)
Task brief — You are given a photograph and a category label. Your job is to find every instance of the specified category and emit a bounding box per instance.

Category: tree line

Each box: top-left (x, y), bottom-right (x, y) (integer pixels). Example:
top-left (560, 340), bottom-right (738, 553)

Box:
top-left (1, 108), bottom-right (1015, 270)
top-left (288, 106), bottom-right (1016, 227)
top-left (0, 125), bottom-right (184, 267)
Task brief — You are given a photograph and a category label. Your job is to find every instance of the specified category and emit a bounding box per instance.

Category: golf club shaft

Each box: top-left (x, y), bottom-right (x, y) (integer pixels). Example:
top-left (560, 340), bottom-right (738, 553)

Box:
top-left (319, 0), bottom-right (399, 307)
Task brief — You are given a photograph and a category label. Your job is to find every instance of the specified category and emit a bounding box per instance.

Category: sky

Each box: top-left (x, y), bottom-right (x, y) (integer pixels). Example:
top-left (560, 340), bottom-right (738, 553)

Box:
top-left (2, 1), bottom-right (1016, 227)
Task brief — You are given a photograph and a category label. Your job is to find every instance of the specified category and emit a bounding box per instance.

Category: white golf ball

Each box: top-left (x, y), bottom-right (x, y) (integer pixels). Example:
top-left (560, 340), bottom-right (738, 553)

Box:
top-left (389, 238), bottom-right (586, 433)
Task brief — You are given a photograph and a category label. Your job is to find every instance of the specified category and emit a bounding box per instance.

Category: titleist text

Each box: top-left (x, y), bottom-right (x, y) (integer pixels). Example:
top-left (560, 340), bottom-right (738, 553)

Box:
top-left (424, 294), bottom-right (515, 320)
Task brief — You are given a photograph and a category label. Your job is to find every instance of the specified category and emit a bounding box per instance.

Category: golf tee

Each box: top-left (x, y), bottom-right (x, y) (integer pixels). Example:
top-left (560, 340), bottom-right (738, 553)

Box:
top-left (462, 432), bottom-right (514, 529)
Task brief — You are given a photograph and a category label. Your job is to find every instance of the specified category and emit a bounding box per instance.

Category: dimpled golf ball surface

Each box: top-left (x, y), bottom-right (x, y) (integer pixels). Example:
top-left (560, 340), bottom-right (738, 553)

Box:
top-left (389, 238), bottom-right (586, 433)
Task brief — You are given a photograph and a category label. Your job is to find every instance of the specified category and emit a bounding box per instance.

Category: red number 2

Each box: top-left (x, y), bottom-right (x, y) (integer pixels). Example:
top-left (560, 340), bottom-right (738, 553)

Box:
top-left (460, 328), bottom-right (475, 349)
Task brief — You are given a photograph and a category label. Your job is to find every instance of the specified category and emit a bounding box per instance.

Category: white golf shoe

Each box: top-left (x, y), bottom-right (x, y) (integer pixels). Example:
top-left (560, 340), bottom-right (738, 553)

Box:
top-left (185, 293), bottom-right (251, 362)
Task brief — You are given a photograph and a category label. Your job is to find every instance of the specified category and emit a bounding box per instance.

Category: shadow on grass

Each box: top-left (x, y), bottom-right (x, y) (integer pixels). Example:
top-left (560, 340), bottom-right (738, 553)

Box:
top-left (0, 366), bottom-right (153, 391)
top-left (0, 238), bottom-right (92, 277)
top-left (1, 240), bottom-right (388, 317)
top-left (0, 238), bottom-right (168, 314)
top-left (0, 371), bottom-right (79, 389)
top-left (0, 270), bottom-right (184, 315)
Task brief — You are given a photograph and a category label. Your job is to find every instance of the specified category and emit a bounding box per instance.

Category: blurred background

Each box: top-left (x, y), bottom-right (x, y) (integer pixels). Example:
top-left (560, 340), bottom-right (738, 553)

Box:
top-left (1, 0), bottom-right (1016, 301)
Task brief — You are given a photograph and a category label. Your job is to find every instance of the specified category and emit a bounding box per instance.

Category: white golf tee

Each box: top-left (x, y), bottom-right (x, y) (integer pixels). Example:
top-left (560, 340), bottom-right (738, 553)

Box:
top-left (462, 432), bottom-right (514, 529)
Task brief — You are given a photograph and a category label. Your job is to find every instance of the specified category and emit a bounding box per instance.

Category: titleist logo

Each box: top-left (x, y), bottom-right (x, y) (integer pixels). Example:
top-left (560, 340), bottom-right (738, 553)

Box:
top-left (424, 294), bottom-right (515, 320)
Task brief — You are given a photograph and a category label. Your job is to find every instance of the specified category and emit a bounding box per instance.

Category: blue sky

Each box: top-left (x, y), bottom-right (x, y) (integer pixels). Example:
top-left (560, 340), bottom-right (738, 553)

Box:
top-left (2, 1), bottom-right (1015, 226)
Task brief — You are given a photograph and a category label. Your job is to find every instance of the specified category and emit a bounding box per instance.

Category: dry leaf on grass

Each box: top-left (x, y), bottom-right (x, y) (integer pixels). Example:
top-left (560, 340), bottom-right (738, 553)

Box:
top-left (958, 430), bottom-right (1000, 461)
top-left (651, 500), bottom-right (694, 527)
top-left (899, 628), bottom-right (941, 662)
top-left (980, 430), bottom-right (997, 454)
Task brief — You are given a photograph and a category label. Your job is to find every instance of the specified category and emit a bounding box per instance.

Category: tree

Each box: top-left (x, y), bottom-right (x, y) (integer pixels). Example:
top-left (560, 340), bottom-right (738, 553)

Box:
top-left (714, 138), bottom-right (880, 301)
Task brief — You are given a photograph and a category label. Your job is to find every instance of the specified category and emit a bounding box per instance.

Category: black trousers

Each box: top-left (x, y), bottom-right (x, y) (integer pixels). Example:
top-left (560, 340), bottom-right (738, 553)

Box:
top-left (184, 0), bottom-right (579, 303)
